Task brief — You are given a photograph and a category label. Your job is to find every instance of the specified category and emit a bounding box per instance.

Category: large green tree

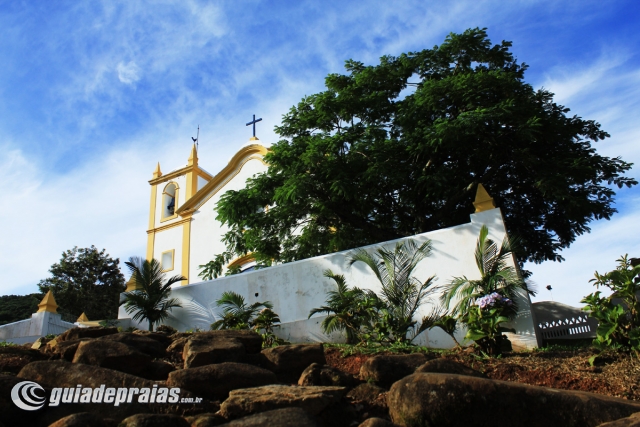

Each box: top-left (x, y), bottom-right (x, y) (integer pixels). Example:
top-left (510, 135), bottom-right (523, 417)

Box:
top-left (38, 246), bottom-right (126, 320)
top-left (0, 294), bottom-right (43, 325)
top-left (201, 28), bottom-right (635, 278)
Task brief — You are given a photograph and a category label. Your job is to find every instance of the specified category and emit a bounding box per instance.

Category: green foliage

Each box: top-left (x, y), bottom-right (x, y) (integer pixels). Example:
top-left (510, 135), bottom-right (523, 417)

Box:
top-left (119, 257), bottom-right (184, 332)
top-left (581, 255), bottom-right (640, 351)
top-left (0, 341), bottom-right (17, 347)
top-left (210, 291), bottom-right (274, 331)
top-left (205, 27), bottom-right (635, 278)
top-left (251, 307), bottom-right (285, 347)
top-left (199, 254), bottom-right (271, 280)
top-left (98, 319), bottom-right (119, 328)
top-left (38, 246), bottom-right (126, 320)
top-left (462, 305), bottom-right (515, 355)
top-left (311, 240), bottom-right (437, 345)
top-left (0, 293), bottom-right (43, 325)
top-left (308, 270), bottom-right (377, 344)
top-left (441, 226), bottom-right (534, 317)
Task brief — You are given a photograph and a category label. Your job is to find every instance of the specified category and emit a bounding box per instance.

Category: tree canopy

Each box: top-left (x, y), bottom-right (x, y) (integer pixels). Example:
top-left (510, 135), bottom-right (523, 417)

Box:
top-left (202, 28), bottom-right (636, 278)
top-left (38, 246), bottom-right (126, 320)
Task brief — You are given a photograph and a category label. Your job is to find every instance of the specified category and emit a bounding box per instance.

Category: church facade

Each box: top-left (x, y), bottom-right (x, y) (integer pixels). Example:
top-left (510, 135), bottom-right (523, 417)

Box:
top-left (144, 139), bottom-right (268, 287)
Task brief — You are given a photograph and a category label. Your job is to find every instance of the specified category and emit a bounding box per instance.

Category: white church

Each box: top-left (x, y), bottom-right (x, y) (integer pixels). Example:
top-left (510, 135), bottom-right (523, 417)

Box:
top-left (119, 134), bottom-right (541, 349)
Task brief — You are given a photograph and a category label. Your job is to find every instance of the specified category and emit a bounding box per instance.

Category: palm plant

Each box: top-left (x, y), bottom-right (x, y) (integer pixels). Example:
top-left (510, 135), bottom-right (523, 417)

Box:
top-left (120, 257), bottom-right (184, 331)
top-left (349, 239), bottom-right (437, 343)
top-left (441, 225), bottom-right (535, 318)
top-left (210, 291), bottom-right (273, 330)
top-left (308, 270), bottom-right (377, 344)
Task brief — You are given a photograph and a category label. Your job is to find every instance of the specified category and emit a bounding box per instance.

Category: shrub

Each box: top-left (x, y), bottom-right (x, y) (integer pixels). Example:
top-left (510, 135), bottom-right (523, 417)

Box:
top-left (157, 324), bottom-right (178, 334)
top-left (581, 255), bottom-right (640, 351)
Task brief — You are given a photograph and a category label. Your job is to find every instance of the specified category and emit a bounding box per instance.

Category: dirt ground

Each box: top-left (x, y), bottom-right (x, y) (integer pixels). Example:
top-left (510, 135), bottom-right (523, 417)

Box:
top-left (325, 346), bottom-right (640, 400)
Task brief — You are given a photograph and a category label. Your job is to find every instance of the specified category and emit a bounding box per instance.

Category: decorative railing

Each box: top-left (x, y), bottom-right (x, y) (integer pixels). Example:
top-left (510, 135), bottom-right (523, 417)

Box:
top-left (532, 302), bottom-right (598, 341)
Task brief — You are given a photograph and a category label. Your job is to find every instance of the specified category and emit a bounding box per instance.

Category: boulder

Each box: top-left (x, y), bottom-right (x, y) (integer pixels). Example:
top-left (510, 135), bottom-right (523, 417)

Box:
top-left (48, 412), bottom-right (118, 427)
top-left (140, 360), bottom-right (176, 381)
top-left (387, 373), bottom-right (640, 427)
top-left (97, 332), bottom-right (166, 358)
top-left (219, 407), bottom-right (320, 427)
top-left (48, 338), bottom-right (91, 361)
top-left (298, 363), bottom-right (357, 387)
top-left (18, 361), bottom-right (216, 424)
top-left (346, 383), bottom-right (389, 422)
top-left (201, 330), bottom-right (263, 354)
top-left (168, 362), bottom-right (277, 400)
top-left (72, 340), bottom-right (151, 376)
top-left (597, 412), bottom-right (640, 426)
top-left (414, 358), bottom-right (486, 378)
top-left (118, 413), bottom-right (190, 427)
top-left (358, 418), bottom-right (397, 427)
top-left (185, 412), bottom-right (226, 427)
top-left (0, 345), bottom-right (48, 374)
top-left (132, 330), bottom-right (174, 347)
top-left (167, 337), bottom-right (189, 355)
top-left (219, 385), bottom-right (346, 420)
top-left (57, 327), bottom-right (118, 341)
top-left (183, 336), bottom-right (245, 369)
top-left (359, 353), bottom-right (429, 388)
top-left (261, 344), bottom-right (326, 382)
top-left (0, 374), bottom-right (41, 427)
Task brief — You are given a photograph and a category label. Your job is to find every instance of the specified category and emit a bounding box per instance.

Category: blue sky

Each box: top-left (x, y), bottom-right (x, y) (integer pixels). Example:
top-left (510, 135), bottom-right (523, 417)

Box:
top-left (1, 0), bottom-right (639, 307)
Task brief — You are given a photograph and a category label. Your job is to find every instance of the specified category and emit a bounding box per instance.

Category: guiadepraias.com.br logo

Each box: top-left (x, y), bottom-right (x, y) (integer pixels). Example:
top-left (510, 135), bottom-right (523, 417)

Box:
top-left (11, 381), bottom-right (194, 411)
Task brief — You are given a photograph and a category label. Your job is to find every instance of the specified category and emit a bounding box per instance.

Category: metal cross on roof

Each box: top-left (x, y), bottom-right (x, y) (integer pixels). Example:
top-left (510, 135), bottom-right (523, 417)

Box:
top-left (246, 114), bottom-right (262, 138)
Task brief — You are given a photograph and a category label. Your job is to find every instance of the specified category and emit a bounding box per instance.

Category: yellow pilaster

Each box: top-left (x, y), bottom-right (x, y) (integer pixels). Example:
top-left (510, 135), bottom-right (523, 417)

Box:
top-left (147, 164), bottom-right (159, 261)
top-left (37, 290), bottom-right (58, 313)
top-left (181, 218), bottom-right (192, 285)
top-left (186, 144), bottom-right (199, 200)
top-left (125, 276), bottom-right (138, 292)
top-left (473, 183), bottom-right (496, 212)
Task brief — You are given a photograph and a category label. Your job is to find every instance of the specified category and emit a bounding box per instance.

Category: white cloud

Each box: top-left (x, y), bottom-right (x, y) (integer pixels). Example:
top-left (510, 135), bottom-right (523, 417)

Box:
top-left (116, 61), bottom-right (140, 84)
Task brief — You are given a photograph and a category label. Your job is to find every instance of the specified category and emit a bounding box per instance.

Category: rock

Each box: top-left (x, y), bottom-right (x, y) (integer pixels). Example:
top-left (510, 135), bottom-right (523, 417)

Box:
top-left (359, 353), bottom-right (429, 388)
top-left (167, 337), bottom-right (189, 354)
top-left (219, 385), bottom-right (346, 420)
top-left (98, 332), bottom-right (166, 358)
top-left (57, 327), bottom-right (118, 342)
top-left (598, 412), bottom-right (640, 426)
top-left (18, 361), bottom-right (216, 424)
top-left (201, 330), bottom-right (263, 354)
top-left (31, 337), bottom-right (48, 350)
top-left (132, 330), bottom-right (174, 347)
top-left (346, 383), bottom-right (389, 422)
top-left (358, 418), bottom-right (397, 427)
top-left (168, 362), bottom-right (277, 400)
top-left (48, 338), bottom-right (91, 361)
top-left (118, 413), bottom-right (190, 427)
top-left (219, 407), bottom-right (320, 427)
top-left (183, 336), bottom-right (246, 369)
top-left (261, 344), bottom-right (326, 382)
top-left (72, 340), bottom-right (151, 376)
top-left (414, 358), bottom-right (486, 378)
top-left (140, 360), bottom-right (176, 381)
top-left (48, 412), bottom-right (118, 427)
top-left (0, 374), bottom-right (41, 427)
top-left (298, 363), bottom-right (357, 387)
top-left (387, 373), bottom-right (640, 427)
top-left (0, 345), bottom-right (48, 374)
top-left (185, 412), bottom-right (227, 427)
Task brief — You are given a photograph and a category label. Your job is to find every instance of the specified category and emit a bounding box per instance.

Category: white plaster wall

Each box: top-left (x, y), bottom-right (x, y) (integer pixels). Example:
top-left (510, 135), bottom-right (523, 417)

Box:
top-left (153, 226), bottom-right (183, 274)
top-left (121, 208), bottom-right (538, 349)
top-left (154, 174), bottom-right (187, 229)
top-left (0, 312), bottom-right (75, 344)
top-left (188, 157), bottom-right (268, 282)
top-left (197, 176), bottom-right (208, 191)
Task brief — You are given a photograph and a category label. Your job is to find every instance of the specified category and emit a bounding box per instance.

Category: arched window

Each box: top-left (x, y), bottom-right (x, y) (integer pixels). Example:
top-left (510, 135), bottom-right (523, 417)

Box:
top-left (161, 182), bottom-right (179, 220)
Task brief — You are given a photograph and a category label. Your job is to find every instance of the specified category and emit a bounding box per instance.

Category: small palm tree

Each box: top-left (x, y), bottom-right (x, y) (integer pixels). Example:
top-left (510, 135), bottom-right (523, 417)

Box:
top-left (349, 239), bottom-right (437, 342)
top-left (308, 270), bottom-right (376, 344)
top-left (120, 257), bottom-right (184, 331)
top-left (441, 225), bottom-right (535, 318)
top-left (210, 291), bottom-right (273, 330)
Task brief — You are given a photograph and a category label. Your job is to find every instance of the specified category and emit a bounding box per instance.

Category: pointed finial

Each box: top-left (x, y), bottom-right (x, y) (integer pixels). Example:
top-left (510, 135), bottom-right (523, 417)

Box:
top-left (125, 276), bottom-right (138, 292)
top-left (188, 143), bottom-right (198, 166)
top-left (473, 183), bottom-right (496, 213)
top-left (153, 162), bottom-right (162, 179)
top-left (37, 290), bottom-right (58, 314)
top-left (77, 312), bottom-right (89, 322)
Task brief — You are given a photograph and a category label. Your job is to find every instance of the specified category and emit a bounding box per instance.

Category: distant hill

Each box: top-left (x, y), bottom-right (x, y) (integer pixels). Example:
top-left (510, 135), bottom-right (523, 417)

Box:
top-left (0, 293), bottom-right (43, 325)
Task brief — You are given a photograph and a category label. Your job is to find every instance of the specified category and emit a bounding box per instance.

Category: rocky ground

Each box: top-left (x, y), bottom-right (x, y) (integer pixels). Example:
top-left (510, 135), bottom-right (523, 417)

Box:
top-left (1, 328), bottom-right (640, 427)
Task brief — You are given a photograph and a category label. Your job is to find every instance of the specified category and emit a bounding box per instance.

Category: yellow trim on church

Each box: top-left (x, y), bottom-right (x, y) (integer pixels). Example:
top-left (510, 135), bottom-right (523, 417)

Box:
top-left (176, 144), bottom-right (269, 215)
top-left (473, 183), bottom-right (496, 212)
top-left (181, 220), bottom-right (191, 285)
top-left (228, 253), bottom-right (256, 268)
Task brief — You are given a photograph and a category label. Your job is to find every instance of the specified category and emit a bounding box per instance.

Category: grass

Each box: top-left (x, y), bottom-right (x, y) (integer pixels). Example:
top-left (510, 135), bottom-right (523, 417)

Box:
top-left (0, 340), bottom-right (17, 347)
